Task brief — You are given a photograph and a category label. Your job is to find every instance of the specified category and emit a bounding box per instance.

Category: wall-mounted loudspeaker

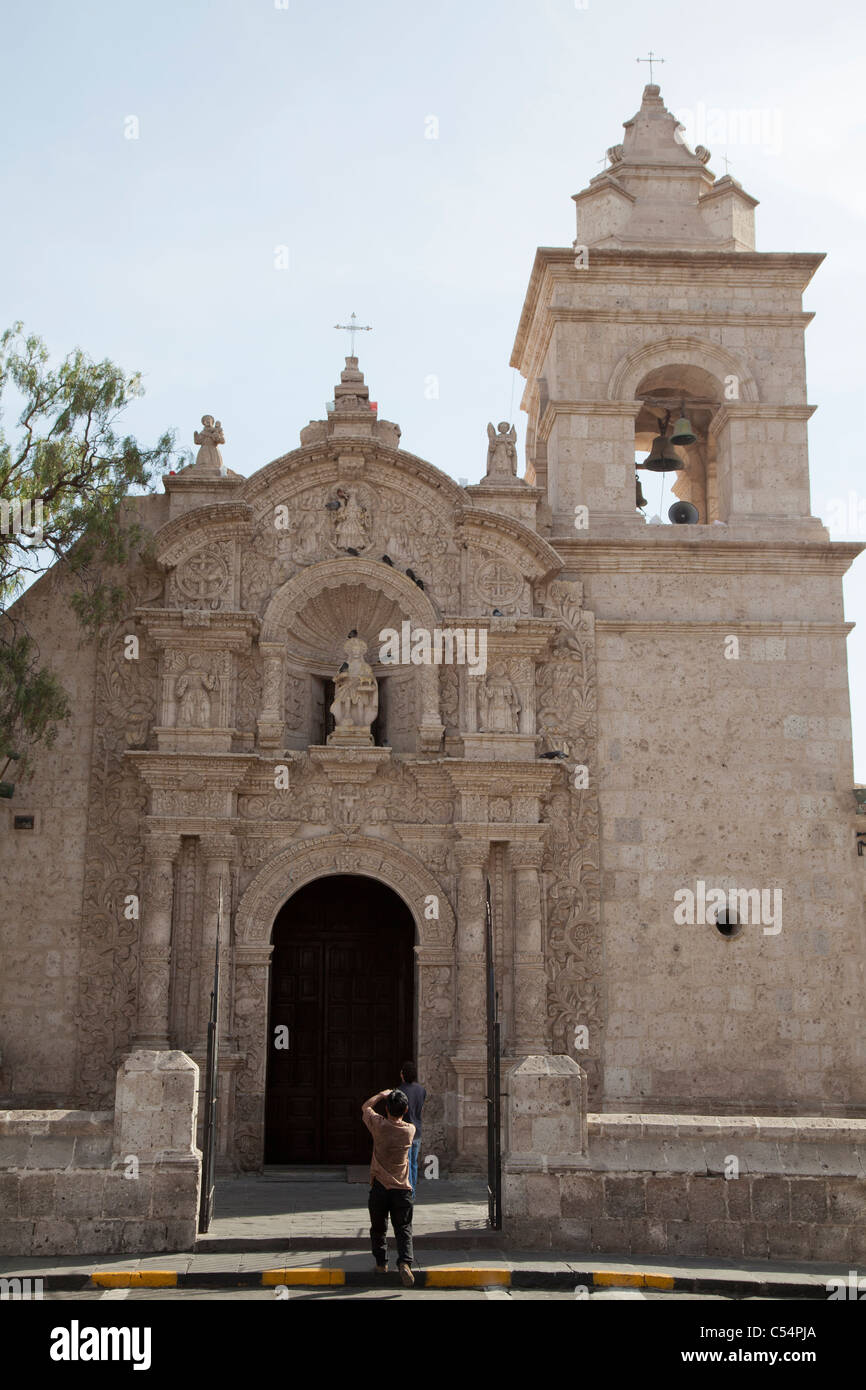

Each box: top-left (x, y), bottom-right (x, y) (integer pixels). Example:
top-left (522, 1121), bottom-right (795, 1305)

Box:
top-left (668, 501), bottom-right (700, 525)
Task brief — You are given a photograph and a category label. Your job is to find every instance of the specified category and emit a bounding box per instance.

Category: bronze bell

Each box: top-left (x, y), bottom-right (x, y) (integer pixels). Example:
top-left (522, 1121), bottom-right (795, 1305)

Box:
top-left (670, 407), bottom-right (697, 446)
top-left (638, 432), bottom-right (682, 472)
top-left (635, 473), bottom-right (648, 509)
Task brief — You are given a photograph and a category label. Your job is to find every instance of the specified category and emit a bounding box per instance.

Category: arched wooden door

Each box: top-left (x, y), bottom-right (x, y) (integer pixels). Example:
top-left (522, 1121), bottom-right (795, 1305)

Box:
top-left (265, 874), bottom-right (415, 1164)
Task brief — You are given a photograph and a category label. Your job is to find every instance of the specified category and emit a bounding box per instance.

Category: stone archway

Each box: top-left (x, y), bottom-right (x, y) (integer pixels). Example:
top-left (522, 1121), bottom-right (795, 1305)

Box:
top-left (265, 874), bottom-right (415, 1164)
top-left (607, 334), bottom-right (759, 403)
top-left (230, 835), bottom-right (456, 1170)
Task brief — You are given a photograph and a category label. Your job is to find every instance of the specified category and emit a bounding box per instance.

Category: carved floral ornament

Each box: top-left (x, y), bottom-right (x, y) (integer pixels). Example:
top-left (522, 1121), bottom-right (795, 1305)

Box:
top-left (174, 545), bottom-right (232, 609)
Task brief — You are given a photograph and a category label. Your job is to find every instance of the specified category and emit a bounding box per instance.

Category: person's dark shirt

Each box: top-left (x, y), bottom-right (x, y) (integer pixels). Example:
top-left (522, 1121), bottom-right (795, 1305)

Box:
top-left (399, 1080), bottom-right (426, 1139)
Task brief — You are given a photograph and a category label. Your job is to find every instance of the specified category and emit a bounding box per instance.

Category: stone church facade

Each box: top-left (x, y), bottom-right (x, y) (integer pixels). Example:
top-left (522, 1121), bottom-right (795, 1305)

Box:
top-left (2, 87), bottom-right (865, 1236)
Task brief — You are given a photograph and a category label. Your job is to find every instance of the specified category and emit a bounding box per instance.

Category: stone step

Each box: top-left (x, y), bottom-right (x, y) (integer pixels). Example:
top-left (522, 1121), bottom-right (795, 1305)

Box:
top-left (260, 1166), bottom-right (347, 1182)
top-left (194, 1231), bottom-right (502, 1252)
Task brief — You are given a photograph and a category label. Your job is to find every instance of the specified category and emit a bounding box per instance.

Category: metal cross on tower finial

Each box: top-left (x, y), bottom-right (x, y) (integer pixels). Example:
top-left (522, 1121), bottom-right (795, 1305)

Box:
top-left (334, 311), bottom-right (372, 356)
top-left (722, 153), bottom-right (733, 176)
top-left (636, 51), bottom-right (665, 84)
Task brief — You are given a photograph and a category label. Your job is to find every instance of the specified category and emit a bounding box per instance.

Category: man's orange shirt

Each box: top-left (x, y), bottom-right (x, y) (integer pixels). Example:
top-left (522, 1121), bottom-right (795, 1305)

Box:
top-left (362, 1109), bottom-right (416, 1190)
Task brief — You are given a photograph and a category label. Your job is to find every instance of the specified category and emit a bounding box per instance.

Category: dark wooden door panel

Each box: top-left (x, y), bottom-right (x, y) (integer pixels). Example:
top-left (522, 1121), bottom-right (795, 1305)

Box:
top-left (265, 875), bottom-right (414, 1165)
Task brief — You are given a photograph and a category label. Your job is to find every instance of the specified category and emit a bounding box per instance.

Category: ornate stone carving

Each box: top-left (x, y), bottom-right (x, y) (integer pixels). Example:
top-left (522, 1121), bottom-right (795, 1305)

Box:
top-left (235, 651), bottom-right (263, 737)
top-left (475, 558), bottom-right (523, 612)
top-left (233, 952), bottom-right (271, 1169)
top-left (440, 663), bottom-right (459, 733)
top-left (477, 662), bottom-right (521, 733)
top-left (235, 835), bottom-right (455, 947)
top-left (536, 579), bottom-right (603, 1098)
top-left (176, 663), bottom-right (218, 727)
top-left (328, 485), bottom-right (376, 554)
top-left (285, 674), bottom-right (306, 730)
top-left (162, 650), bottom-right (227, 731)
top-left (174, 544), bottom-right (231, 610)
top-left (536, 581), bottom-right (596, 761)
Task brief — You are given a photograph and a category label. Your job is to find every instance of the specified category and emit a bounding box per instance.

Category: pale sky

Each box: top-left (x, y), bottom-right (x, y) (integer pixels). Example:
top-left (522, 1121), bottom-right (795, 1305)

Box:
top-left (2, 0), bottom-right (863, 776)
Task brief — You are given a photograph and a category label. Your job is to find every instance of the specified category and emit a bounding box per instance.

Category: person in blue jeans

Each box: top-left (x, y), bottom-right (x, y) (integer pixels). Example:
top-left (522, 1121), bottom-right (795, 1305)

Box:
top-left (398, 1060), bottom-right (426, 1195)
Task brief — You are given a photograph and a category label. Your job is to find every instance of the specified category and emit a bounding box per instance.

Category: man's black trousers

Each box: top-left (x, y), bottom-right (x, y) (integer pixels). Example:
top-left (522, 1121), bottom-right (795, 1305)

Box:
top-left (368, 1178), bottom-right (414, 1267)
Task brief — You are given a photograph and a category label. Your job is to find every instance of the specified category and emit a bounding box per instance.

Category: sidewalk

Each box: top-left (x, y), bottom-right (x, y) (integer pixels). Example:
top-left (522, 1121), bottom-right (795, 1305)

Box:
top-left (0, 1246), bottom-right (850, 1297)
top-left (196, 1175), bottom-right (492, 1249)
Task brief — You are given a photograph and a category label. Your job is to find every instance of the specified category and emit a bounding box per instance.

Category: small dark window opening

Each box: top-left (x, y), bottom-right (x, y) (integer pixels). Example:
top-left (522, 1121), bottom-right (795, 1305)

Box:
top-left (715, 909), bottom-right (742, 939)
top-left (13, 815), bottom-right (35, 830)
top-left (321, 678), bottom-right (336, 745)
top-left (372, 677), bottom-right (385, 747)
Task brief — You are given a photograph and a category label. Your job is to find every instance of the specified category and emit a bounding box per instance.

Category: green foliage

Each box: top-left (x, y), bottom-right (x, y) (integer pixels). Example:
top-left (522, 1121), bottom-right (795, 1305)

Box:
top-left (0, 323), bottom-right (179, 770)
top-left (0, 625), bottom-right (71, 762)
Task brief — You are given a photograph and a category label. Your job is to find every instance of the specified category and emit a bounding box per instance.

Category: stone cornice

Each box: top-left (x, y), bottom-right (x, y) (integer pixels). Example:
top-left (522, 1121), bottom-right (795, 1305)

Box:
top-left (439, 615), bottom-right (558, 658)
top-left (151, 502), bottom-right (253, 563)
top-left (596, 620), bottom-right (855, 637)
top-left (551, 539), bottom-right (864, 576)
top-left (235, 945), bottom-right (274, 965)
top-left (127, 752), bottom-right (258, 787)
top-left (549, 307), bottom-right (814, 328)
top-left (709, 402), bottom-right (816, 431)
top-left (538, 399), bottom-right (642, 443)
top-left (133, 608), bottom-right (260, 647)
top-left (511, 247), bottom-right (825, 369)
top-left (445, 764), bottom-right (558, 794)
top-left (465, 479), bottom-right (542, 500)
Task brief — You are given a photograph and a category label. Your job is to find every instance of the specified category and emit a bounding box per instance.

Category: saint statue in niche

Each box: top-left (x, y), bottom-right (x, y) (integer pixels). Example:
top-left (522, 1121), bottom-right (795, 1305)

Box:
top-left (477, 662), bottom-right (521, 732)
top-left (332, 488), bottom-right (371, 551)
top-left (328, 635), bottom-right (379, 746)
top-left (176, 665), bottom-right (218, 727)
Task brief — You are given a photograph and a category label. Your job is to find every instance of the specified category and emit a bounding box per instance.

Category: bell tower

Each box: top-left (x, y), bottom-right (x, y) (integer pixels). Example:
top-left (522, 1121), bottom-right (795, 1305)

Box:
top-left (512, 84), bottom-right (825, 540)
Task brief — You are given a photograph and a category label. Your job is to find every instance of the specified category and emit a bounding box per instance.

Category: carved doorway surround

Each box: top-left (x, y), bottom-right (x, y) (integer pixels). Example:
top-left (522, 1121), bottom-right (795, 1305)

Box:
top-left (230, 834), bottom-right (456, 1170)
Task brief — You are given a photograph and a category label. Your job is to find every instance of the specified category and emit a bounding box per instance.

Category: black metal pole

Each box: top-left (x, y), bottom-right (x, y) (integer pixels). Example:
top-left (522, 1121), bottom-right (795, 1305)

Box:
top-left (198, 882), bottom-right (222, 1234)
top-left (485, 879), bottom-right (501, 1229)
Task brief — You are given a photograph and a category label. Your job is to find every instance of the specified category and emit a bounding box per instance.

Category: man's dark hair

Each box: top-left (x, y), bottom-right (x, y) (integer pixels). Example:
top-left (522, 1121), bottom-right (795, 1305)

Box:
top-left (400, 1060), bottom-right (417, 1083)
top-left (387, 1089), bottom-right (409, 1117)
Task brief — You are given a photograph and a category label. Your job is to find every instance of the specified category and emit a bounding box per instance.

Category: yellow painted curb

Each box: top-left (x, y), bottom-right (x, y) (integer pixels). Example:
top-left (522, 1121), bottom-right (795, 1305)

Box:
top-left (593, 1272), bottom-right (675, 1290)
top-left (593, 1272), bottom-right (644, 1288)
top-left (92, 1271), bottom-right (178, 1288)
top-left (425, 1268), bottom-right (511, 1287)
top-left (262, 1268), bottom-right (345, 1286)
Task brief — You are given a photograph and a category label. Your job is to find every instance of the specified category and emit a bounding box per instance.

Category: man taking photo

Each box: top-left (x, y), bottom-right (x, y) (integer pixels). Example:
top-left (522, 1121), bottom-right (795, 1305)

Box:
top-left (361, 1086), bottom-right (415, 1286)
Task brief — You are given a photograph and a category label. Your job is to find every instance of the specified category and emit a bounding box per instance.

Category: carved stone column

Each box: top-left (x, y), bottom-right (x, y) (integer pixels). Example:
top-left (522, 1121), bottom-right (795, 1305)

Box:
top-left (510, 841), bottom-right (548, 1053)
top-left (199, 834), bottom-right (235, 1048)
top-left (257, 642), bottom-right (285, 750)
top-left (453, 839), bottom-right (489, 1055)
top-left (232, 944), bottom-right (273, 1171)
top-left (134, 833), bottom-right (181, 1048)
top-left (418, 665), bottom-right (445, 754)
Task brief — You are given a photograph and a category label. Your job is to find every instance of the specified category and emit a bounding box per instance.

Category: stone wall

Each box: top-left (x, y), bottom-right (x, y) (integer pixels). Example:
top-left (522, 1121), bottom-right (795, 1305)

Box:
top-left (504, 1102), bottom-right (866, 1261)
top-left (0, 1050), bottom-right (201, 1256)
